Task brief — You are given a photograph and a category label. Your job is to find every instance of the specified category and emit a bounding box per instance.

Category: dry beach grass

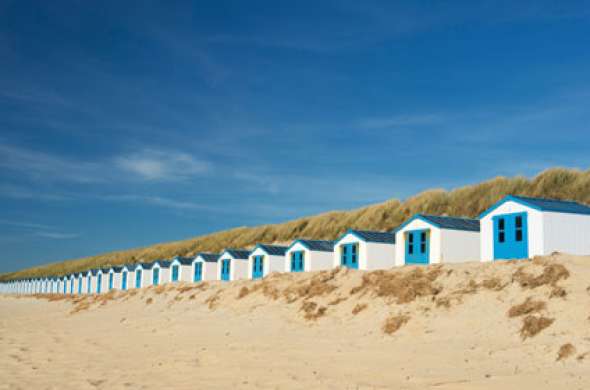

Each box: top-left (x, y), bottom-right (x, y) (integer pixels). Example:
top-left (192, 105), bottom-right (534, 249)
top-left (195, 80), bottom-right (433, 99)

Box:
top-left (2, 254), bottom-right (590, 389)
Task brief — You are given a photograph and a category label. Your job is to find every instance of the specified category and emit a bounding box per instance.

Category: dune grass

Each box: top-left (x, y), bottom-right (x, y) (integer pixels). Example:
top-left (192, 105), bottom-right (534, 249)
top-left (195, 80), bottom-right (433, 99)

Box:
top-left (2, 167), bottom-right (590, 282)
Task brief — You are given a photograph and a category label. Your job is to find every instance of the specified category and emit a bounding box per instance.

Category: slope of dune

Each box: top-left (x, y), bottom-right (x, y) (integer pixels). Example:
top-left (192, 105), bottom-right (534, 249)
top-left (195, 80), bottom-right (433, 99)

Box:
top-left (3, 167), bottom-right (590, 282)
top-left (2, 254), bottom-right (590, 389)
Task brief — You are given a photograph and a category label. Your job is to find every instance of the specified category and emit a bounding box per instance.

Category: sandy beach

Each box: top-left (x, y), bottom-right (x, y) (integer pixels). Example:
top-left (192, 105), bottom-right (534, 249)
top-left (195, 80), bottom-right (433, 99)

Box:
top-left (2, 254), bottom-right (590, 390)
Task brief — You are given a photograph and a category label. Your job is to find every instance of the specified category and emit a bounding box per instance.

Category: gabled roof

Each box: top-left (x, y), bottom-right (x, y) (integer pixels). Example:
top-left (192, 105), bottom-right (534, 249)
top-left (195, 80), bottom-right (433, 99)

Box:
top-left (253, 244), bottom-right (288, 256)
top-left (395, 214), bottom-right (480, 232)
top-left (288, 239), bottom-right (334, 252)
top-left (109, 266), bottom-right (123, 273)
top-left (171, 256), bottom-right (193, 266)
top-left (480, 195), bottom-right (590, 218)
top-left (195, 253), bottom-right (220, 263)
top-left (221, 249), bottom-right (250, 260)
top-left (336, 230), bottom-right (395, 245)
top-left (153, 260), bottom-right (171, 268)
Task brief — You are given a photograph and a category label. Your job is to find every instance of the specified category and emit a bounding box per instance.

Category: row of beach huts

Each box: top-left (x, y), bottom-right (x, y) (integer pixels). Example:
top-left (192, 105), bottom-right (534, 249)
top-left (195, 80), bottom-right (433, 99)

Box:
top-left (2, 195), bottom-right (590, 295)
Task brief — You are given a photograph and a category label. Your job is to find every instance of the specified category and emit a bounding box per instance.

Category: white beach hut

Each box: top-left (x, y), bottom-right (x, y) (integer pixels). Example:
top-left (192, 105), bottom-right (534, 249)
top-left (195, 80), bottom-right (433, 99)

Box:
top-left (247, 244), bottom-right (288, 280)
top-left (107, 266), bottom-right (122, 291)
top-left (62, 276), bottom-right (68, 294)
top-left (333, 230), bottom-right (396, 270)
top-left (133, 263), bottom-right (151, 289)
top-left (191, 253), bottom-right (220, 282)
top-left (217, 249), bottom-right (251, 281)
top-left (67, 274), bottom-right (75, 294)
top-left (285, 240), bottom-right (334, 273)
top-left (169, 257), bottom-right (193, 283)
top-left (150, 261), bottom-right (171, 286)
top-left (120, 265), bottom-right (132, 291)
top-left (395, 214), bottom-right (480, 265)
top-left (480, 195), bottom-right (590, 261)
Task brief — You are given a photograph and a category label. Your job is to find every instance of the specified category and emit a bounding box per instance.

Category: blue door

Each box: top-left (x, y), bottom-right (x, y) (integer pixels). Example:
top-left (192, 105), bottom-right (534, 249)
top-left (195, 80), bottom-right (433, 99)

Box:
top-left (252, 256), bottom-right (264, 279)
top-left (87, 276), bottom-right (91, 293)
top-left (153, 268), bottom-right (160, 285)
top-left (405, 230), bottom-right (430, 264)
top-left (78, 277), bottom-right (82, 294)
top-left (63, 280), bottom-right (66, 294)
top-left (493, 212), bottom-right (528, 260)
top-left (221, 259), bottom-right (231, 281)
top-left (96, 274), bottom-right (102, 294)
top-left (109, 273), bottom-right (113, 290)
top-left (340, 244), bottom-right (359, 269)
top-left (171, 265), bottom-right (179, 282)
top-left (122, 272), bottom-right (127, 290)
top-left (194, 263), bottom-right (202, 282)
top-left (136, 270), bottom-right (142, 288)
top-left (291, 251), bottom-right (304, 272)
top-left (69, 278), bottom-right (73, 294)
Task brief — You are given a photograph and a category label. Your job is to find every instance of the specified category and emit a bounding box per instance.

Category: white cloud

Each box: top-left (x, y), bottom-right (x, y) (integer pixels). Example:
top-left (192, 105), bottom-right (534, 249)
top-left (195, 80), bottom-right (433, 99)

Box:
top-left (34, 231), bottom-right (80, 240)
top-left (114, 149), bottom-right (210, 181)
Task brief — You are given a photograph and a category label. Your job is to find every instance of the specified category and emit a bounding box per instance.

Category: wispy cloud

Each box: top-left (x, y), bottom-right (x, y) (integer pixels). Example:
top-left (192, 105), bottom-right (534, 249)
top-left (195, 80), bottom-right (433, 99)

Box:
top-left (34, 231), bottom-right (80, 240)
top-left (357, 114), bottom-right (447, 130)
top-left (0, 219), bottom-right (79, 240)
top-left (0, 143), bottom-right (211, 184)
top-left (114, 149), bottom-right (210, 181)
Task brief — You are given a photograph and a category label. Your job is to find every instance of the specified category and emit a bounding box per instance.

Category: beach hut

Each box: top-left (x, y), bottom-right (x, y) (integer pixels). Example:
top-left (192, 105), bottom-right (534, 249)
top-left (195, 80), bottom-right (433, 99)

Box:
top-left (480, 195), bottom-right (590, 261)
top-left (85, 270), bottom-right (96, 294)
top-left (333, 230), bottom-right (396, 270)
top-left (247, 244), bottom-right (288, 279)
top-left (395, 214), bottom-right (480, 265)
top-left (191, 253), bottom-right (219, 282)
top-left (108, 266), bottom-right (122, 291)
top-left (62, 276), bottom-right (68, 294)
top-left (285, 240), bottom-right (334, 273)
top-left (150, 261), bottom-right (171, 286)
top-left (120, 265), bottom-right (132, 291)
top-left (68, 274), bottom-right (75, 294)
top-left (217, 249), bottom-right (251, 281)
top-left (94, 269), bottom-right (105, 294)
top-left (133, 263), bottom-right (151, 289)
top-left (75, 272), bottom-right (83, 294)
top-left (169, 257), bottom-right (193, 282)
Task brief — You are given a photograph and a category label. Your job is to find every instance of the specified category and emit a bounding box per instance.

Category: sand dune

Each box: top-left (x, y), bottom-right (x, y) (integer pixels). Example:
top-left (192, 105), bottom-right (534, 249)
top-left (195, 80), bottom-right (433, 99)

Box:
top-left (2, 254), bottom-right (590, 389)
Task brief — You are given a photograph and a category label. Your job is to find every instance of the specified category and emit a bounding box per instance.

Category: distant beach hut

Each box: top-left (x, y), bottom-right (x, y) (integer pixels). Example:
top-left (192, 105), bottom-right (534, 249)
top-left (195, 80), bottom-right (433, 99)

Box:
top-left (68, 274), bottom-right (75, 294)
top-left (133, 263), bottom-right (150, 289)
top-left (120, 265), bottom-right (132, 291)
top-left (480, 195), bottom-right (590, 261)
top-left (333, 230), bottom-right (396, 270)
top-left (150, 261), bottom-right (171, 286)
top-left (285, 240), bottom-right (335, 272)
top-left (108, 266), bottom-right (122, 290)
top-left (94, 269), bottom-right (105, 294)
top-left (191, 253), bottom-right (219, 282)
top-left (169, 257), bottom-right (193, 282)
top-left (85, 270), bottom-right (97, 294)
top-left (247, 244), bottom-right (288, 280)
top-left (62, 276), bottom-right (68, 294)
top-left (217, 249), bottom-right (250, 281)
top-left (394, 214), bottom-right (480, 265)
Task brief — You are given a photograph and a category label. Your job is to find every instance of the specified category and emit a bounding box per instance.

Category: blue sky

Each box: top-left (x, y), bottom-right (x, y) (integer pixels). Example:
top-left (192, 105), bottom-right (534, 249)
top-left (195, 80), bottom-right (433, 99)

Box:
top-left (1, 0), bottom-right (590, 273)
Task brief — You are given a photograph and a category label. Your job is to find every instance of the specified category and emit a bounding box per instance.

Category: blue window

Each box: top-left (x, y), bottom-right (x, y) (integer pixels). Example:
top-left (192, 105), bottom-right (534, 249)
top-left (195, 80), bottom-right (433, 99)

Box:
top-left (171, 265), bottom-right (179, 282)
top-left (252, 256), bottom-right (264, 279)
top-left (493, 212), bottom-right (528, 260)
top-left (153, 268), bottom-right (160, 285)
top-left (221, 259), bottom-right (231, 281)
top-left (108, 273), bottom-right (113, 290)
top-left (136, 270), bottom-right (142, 288)
top-left (291, 251), bottom-right (304, 272)
top-left (340, 244), bottom-right (359, 269)
top-left (194, 262), bottom-right (203, 282)
top-left (96, 274), bottom-right (102, 294)
top-left (405, 230), bottom-right (430, 264)
top-left (122, 271), bottom-right (128, 290)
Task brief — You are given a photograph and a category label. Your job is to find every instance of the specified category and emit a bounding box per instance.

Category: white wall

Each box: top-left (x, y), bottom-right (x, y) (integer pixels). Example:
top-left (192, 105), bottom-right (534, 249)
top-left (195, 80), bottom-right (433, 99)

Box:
top-left (480, 201), bottom-right (544, 261)
top-left (333, 233), bottom-right (395, 270)
top-left (285, 242), bottom-right (333, 272)
top-left (543, 211), bottom-right (590, 256)
top-left (440, 229), bottom-right (480, 263)
top-left (193, 258), bottom-right (218, 281)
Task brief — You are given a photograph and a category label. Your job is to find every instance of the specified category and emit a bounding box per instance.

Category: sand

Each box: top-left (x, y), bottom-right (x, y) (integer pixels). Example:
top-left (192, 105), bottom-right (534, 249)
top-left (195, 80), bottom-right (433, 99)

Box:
top-left (1, 254), bottom-right (590, 389)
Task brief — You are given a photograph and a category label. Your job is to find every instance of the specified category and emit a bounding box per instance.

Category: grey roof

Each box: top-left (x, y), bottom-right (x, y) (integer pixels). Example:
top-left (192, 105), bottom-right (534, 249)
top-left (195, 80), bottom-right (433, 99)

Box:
top-left (197, 253), bottom-right (220, 263)
top-left (223, 249), bottom-right (250, 260)
top-left (349, 230), bottom-right (396, 244)
top-left (296, 240), bottom-right (334, 252)
top-left (172, 256), bottom-right (193, 266)
top-left (158, 260), bottom-right (171, 268)
top-left (512, 195), bottom-right (590, 215)
top-left (421, 215), bottom-right (480, 232)
top-left (256, 244), bottom-right (288, 256)
top-left (111, 266), bottom-right (123, 272)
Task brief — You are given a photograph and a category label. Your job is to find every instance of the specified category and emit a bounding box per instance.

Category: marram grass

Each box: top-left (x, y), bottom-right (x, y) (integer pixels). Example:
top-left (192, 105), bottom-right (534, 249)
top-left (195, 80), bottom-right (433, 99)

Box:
top-left (2, 167), bottom-right (589, 281)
